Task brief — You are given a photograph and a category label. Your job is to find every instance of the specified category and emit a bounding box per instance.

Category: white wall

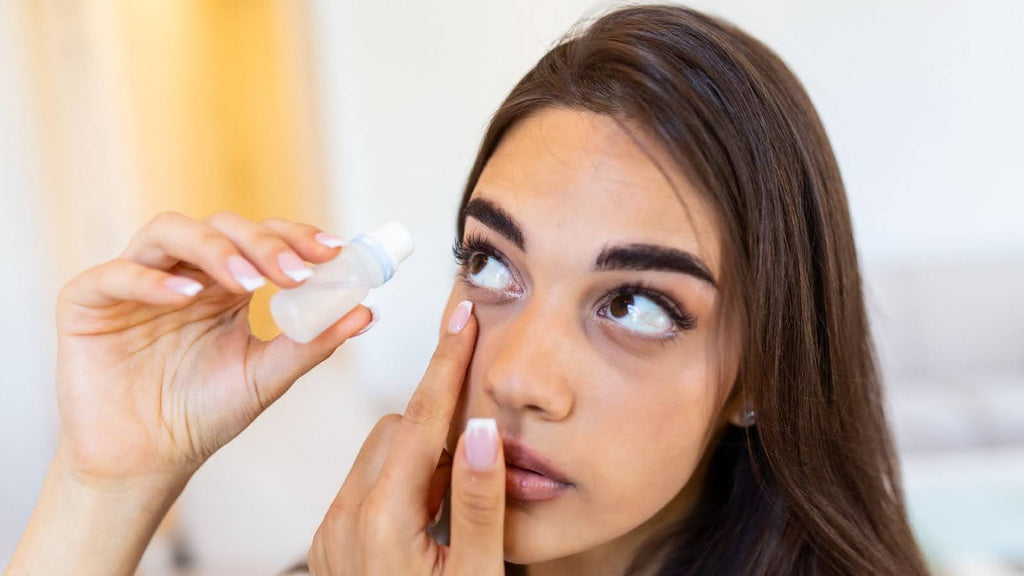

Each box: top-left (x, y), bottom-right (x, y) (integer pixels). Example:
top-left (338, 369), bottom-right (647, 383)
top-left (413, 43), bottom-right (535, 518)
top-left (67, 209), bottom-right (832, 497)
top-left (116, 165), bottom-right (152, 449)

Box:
top-left (0, 1), bottom-right (59, 566)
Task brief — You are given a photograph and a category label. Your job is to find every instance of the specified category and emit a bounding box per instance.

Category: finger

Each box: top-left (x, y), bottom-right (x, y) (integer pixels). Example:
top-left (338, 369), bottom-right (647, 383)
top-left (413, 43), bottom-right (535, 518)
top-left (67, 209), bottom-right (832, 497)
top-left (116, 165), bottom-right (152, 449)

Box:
top-left (260, 217), bottom-right (345, 264)
top-left (59, 258), bottom-right (206, 309)
top-left (374, 300), bottom-right (477, 518)
top-left (332, 414), bottom-right (403, 510)
top-left (245, 304), bottom-right (374, 409)
top-left (428, 449), bottom-right (453, 524)
top-left (448, 418), bottom-right (505, 575)
top-left (120, 211), bottom-right (266, 294)
top-left (205, 211), bottom-right (312, 288)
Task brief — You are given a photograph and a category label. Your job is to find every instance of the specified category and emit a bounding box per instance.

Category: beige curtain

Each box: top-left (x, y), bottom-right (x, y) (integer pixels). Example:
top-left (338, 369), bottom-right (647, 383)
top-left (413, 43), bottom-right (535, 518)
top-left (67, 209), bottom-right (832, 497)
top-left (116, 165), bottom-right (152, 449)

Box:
top-left (26, 0), bottom-right (326, 340)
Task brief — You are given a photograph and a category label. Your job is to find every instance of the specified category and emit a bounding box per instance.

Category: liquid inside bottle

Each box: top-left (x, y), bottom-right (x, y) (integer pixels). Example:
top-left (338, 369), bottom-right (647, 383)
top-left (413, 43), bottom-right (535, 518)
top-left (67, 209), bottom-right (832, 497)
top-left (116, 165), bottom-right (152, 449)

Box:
top-left (270, 222), bottom-right (413, 343)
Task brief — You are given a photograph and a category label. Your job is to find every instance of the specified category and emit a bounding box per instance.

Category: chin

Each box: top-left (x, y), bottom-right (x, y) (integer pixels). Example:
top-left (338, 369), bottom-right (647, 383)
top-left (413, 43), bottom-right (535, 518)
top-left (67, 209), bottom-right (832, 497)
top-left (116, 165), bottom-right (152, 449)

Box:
top-left (501, 500), bottom-right (590, 564)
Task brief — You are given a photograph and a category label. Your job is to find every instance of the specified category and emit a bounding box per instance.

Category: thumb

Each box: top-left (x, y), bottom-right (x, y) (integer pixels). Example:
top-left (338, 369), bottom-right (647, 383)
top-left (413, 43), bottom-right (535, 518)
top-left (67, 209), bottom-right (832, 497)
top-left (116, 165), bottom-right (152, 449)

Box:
top-left (247, 304), bottom-right (375, 407)
top-left (447, 418), bottom-right (506, 575)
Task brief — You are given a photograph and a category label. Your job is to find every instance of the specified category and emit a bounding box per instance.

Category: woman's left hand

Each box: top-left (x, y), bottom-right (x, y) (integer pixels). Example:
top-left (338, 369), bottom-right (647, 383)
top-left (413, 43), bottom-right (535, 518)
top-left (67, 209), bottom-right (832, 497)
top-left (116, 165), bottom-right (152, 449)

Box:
top-left (308, 300), bottom-right (508, 576)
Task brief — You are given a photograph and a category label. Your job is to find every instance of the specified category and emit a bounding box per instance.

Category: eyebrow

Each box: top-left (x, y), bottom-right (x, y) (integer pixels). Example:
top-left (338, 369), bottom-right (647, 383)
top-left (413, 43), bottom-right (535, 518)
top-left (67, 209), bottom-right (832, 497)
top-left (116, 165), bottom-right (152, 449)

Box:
top-left (463, 196), bottom-right (716, 287)
top-left (463, 197), bottom-right (527, 251)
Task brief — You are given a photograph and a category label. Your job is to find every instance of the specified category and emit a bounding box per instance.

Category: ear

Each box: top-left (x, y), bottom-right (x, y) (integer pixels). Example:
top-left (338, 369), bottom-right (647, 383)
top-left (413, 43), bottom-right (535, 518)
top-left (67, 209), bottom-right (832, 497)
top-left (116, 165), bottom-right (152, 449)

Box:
top-left (723, 390), bottom-right (756, 428)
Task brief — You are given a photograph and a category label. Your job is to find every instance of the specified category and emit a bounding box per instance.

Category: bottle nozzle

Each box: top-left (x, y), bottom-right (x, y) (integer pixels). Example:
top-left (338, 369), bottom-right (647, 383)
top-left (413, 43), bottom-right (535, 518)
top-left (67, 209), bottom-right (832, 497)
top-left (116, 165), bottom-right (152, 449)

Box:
top-left (369, 221), bottom-right (414, 267)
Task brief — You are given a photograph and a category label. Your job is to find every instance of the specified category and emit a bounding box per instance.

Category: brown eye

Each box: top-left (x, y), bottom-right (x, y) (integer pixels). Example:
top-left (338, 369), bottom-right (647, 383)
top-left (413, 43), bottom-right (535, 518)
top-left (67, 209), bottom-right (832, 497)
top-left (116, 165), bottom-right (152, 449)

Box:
top-left (600, 291), bottom-right (674, 335)
top-left (464, 253), bottom-right (514, 291)
top-left (609, 294), bottom-right (634, 318)
top-left (469, 253), bottom-right (488, 275)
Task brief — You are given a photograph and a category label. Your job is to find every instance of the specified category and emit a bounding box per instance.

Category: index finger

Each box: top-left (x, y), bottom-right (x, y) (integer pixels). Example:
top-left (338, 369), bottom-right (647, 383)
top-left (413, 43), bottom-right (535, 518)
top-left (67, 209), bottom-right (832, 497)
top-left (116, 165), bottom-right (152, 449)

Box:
top-left (373, 300), bottom-right (477, 520)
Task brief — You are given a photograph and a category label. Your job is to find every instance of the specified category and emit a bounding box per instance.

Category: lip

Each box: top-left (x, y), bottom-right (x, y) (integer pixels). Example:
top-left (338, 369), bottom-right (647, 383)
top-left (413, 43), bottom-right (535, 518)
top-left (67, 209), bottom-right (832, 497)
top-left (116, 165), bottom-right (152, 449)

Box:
top-left (502, 439), bottom-right (574, 503)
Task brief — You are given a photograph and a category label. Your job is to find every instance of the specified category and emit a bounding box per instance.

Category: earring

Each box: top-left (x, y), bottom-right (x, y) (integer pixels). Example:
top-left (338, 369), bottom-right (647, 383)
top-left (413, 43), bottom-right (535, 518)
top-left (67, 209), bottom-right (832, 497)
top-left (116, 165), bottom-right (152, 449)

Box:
top-left (739, 407), bottom-right (756, 427)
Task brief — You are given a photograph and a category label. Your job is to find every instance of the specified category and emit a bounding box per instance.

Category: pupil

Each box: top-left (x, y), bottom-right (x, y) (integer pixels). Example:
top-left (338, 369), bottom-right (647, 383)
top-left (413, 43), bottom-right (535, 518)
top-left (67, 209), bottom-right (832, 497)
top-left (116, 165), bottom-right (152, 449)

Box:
top-left (610, 294), bottom-right (634, 318)
top-left (470, 254), bottom-right (488, 275)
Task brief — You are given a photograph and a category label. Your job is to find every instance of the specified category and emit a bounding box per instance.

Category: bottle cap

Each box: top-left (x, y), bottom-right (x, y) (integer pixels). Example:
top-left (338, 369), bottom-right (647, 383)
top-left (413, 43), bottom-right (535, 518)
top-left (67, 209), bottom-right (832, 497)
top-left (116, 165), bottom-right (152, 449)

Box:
top-left (367, 221), bottom-right (414, 269)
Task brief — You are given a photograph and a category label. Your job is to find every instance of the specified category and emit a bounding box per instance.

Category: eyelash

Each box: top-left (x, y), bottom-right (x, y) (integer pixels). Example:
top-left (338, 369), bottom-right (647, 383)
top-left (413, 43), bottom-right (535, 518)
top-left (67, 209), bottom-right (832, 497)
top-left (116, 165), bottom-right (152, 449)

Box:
top-left (451, 234), bottom-right (697, 341)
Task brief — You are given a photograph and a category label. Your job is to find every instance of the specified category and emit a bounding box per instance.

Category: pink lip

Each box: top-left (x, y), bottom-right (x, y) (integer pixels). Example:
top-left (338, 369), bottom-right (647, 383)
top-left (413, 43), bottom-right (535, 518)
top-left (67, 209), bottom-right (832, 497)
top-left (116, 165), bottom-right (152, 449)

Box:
top-left (502, 439), bottom-right (574, 503)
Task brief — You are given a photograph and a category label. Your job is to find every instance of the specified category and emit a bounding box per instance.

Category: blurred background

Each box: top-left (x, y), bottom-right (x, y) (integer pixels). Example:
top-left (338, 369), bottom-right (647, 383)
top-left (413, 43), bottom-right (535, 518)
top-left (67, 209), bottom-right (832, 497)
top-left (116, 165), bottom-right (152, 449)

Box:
top-left (1, 1), bottom-right (1022, 575)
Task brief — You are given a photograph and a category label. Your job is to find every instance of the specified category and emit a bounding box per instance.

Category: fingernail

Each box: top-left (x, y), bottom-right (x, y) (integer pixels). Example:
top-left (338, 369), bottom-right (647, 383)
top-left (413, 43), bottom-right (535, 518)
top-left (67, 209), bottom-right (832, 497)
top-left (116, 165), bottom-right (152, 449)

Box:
top-left (278, 252), bottom-right (313, 282)
top-left (227, 255), bottom-right (265, 292)
top-left (353, 305), bottom-right (379, 337)
top-left (430, 496), bottom-right (445, 527)
top-left (464, 418), bottom-right (498, 471)
top-left (447, 300), bottom-right (473, 334)
top-left (315, 232), bottom-right (346, 248)
top-left (166, 276), bottom-right (203, 297)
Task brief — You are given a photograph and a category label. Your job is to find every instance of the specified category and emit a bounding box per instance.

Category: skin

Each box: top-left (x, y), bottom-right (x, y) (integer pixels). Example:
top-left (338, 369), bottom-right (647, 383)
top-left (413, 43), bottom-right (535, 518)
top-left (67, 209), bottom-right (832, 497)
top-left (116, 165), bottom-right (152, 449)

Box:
top-left (440, 107), bottom-right (748, 575)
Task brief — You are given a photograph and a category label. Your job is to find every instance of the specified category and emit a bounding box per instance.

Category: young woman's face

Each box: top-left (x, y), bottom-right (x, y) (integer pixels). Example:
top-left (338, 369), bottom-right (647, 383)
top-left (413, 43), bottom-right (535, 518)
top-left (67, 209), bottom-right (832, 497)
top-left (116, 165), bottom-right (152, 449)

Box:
top-left (442, 107), bottom-right (743, 567)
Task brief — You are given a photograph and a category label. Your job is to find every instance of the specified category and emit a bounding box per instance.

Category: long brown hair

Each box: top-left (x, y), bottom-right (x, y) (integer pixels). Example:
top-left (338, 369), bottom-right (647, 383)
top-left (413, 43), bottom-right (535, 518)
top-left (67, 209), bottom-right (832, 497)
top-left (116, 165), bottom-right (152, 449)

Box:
top-left (454, 4), bottom-right (929, 575)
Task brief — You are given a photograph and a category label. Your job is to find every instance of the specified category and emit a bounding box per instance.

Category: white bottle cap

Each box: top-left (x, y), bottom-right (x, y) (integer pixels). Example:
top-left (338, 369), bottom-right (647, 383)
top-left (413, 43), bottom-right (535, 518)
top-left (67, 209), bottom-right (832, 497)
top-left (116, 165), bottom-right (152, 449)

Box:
top-left (367, 221), bottom-right (414, 270)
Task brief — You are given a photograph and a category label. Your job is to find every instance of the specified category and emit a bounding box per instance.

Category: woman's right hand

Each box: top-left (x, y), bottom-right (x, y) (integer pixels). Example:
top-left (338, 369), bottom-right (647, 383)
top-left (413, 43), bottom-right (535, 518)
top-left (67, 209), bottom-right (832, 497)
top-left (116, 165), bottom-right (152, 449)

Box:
top-left (54, 211), bottom-right (374, 489)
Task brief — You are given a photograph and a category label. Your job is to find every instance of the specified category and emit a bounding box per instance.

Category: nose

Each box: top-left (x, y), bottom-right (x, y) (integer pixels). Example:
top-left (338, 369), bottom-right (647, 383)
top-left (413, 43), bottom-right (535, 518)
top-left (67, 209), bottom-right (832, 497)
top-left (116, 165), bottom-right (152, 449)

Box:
top-left (482, 299), bottom-right (575, 421)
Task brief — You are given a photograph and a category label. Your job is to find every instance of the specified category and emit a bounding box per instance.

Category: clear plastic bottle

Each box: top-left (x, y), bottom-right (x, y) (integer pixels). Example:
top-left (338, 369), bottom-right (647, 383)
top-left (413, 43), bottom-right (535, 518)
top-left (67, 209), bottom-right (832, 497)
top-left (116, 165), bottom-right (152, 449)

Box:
top-left (270, 222), bottom-right (414, 343)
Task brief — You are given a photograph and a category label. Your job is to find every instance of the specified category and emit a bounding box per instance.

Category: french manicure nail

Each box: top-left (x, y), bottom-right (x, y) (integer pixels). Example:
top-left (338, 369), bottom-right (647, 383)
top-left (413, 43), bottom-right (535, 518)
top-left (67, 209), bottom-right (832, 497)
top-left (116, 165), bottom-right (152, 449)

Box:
top-left (227, 255), bottom-right (265, 292)
top-left (464, 418), bottom-right (498, 471)
top-left (166, 276), bottom-right (203, 297)
top-left (278, 252), bottom-right (313, 282)
top-left (353, 305), bottom-right (379, 337)
top-left (447, 300), bottom-right (473, 334)
top-left (315, 232), bottom-right (346, 248)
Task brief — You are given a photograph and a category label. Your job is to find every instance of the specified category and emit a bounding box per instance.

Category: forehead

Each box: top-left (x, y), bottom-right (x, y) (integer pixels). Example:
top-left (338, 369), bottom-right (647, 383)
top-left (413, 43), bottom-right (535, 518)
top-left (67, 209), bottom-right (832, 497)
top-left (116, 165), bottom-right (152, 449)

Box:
top-left (472, 107), bottom-right (721, 275)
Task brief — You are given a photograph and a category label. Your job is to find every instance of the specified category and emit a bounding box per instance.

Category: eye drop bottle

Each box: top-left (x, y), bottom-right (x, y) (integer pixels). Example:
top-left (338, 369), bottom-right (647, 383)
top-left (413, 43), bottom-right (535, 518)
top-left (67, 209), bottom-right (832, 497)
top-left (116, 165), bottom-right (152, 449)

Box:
top-left (270, 222), bottom-right (414, 343)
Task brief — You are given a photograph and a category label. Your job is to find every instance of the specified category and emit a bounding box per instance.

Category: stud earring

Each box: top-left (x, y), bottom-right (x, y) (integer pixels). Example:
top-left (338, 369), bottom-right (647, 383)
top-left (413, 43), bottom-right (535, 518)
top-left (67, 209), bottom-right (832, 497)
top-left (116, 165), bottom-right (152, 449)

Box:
top-left (739, 407), bottom-right (756, 427)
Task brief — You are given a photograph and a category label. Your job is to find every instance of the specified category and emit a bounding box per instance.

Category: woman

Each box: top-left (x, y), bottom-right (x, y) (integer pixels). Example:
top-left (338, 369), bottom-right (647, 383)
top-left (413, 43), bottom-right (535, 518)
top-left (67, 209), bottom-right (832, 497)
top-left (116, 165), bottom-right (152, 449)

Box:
top-left (6, 4), bottom-right (930, 576)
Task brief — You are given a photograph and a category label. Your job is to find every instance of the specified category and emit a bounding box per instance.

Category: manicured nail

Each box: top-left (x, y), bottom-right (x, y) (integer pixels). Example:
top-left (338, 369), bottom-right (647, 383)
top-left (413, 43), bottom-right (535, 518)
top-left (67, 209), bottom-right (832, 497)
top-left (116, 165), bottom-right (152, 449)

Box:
top-left (353, 305), bottom-right (379, 337)
top-left (166, 276), bottom-right (203, 297)
top-left (430, 496), bottom-right (445, 527)
top-left (315, 232), bottom-right (346, 248)
top-left (447, 300), bottom-right (473, 334)
top-left (227, 255), bottom-right (265, 292)
top-left (278, 252), bottom-right (313, 282)
top-left (464, 418), bottom-right (498, 471)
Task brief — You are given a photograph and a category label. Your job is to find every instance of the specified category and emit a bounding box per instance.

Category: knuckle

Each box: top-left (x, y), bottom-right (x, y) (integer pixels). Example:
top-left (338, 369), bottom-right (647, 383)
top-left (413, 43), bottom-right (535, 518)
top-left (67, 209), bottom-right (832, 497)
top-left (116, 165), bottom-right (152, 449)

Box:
top-left (199, 231), bottom-right (237, 258)
top-left (56, 273), bottom-right (81, 304)
top-left (430, 345), bottom-right (463, 369)
top-left (402, 391), bottom-right (439, 426)
top-left (129, 211), bottom-right (184, 247)
top-left (359, 492), bottom-right (395, 542)
top-left (373, 413), bottom-right (402, 433)
top-left (325, 495), bottom-right (357, 521)
top-left (253, 233), bottom-right (289, 259)
top-left (454, 488), bottom-right (501, 527)
top-left (204, 210), bottom-right (239, 226)
top-left (150, 210), bottom-right (186, 228)
top-left (259, 216), bottom-right (286, 228)
top-left (308, 527), bottom-right (337, 575)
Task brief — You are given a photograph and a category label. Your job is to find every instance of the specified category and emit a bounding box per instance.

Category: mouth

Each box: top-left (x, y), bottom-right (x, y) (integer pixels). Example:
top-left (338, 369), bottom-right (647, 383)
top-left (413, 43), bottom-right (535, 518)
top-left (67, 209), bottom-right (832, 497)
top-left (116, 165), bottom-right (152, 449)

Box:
top-left (502, 439), bottom-right (574, 503)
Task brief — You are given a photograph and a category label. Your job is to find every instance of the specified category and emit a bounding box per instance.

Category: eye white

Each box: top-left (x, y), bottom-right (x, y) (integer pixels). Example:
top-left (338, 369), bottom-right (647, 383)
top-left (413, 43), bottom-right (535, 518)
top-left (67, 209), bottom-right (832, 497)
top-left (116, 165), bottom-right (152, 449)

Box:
top-left (606, 293), bottom-right (674, 335)
top-left (467, 254), bottom-right (513, 291)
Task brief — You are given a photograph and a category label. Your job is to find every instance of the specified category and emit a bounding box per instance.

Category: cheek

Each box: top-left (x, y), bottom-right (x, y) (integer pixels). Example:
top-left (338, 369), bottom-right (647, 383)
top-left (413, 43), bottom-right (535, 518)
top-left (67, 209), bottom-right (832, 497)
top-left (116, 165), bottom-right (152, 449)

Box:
top-left (585, 374), bottom-right (717, 521)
